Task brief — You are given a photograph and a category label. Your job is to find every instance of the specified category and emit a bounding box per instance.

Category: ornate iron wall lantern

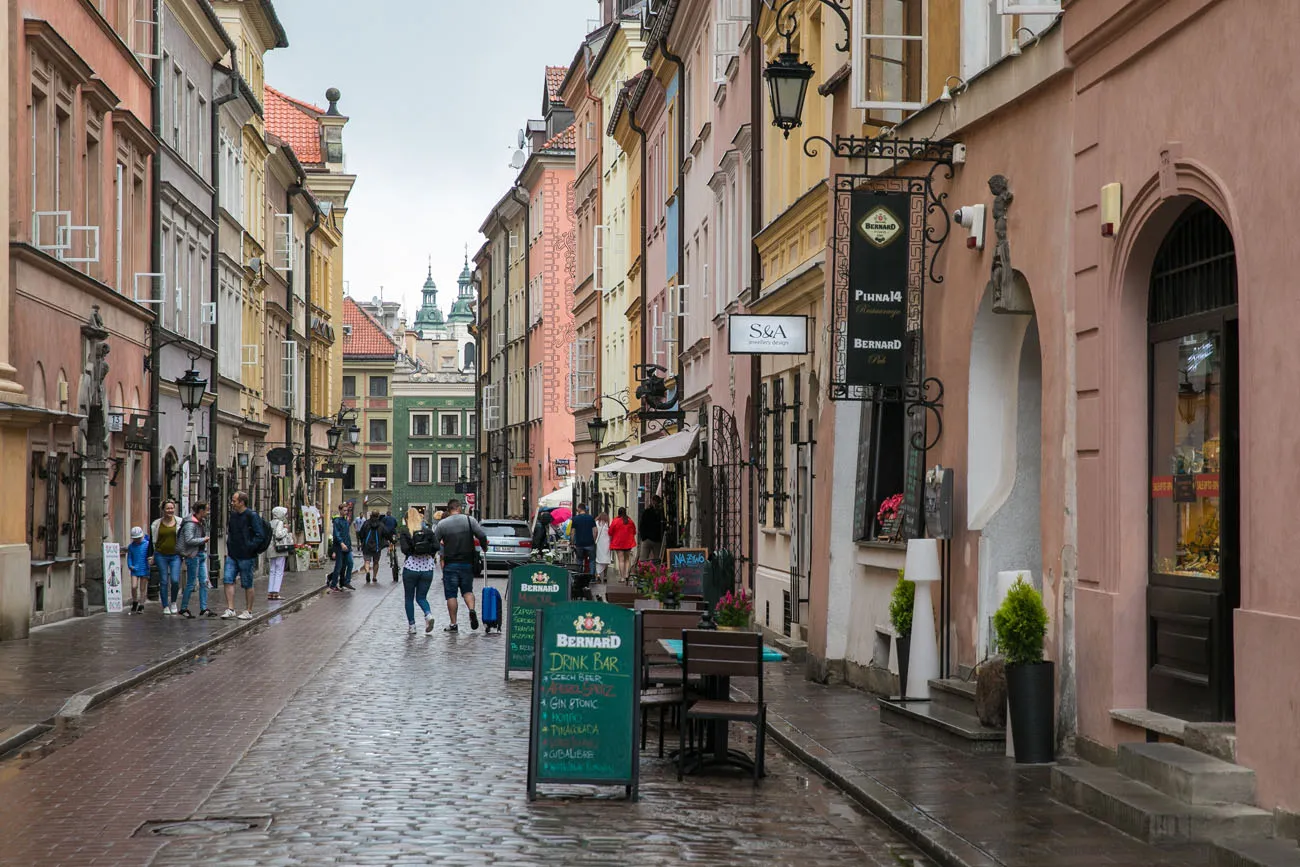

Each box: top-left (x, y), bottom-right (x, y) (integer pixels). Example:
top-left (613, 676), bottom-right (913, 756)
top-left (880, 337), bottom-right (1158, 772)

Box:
top-left (175, 368), bottom-right (207, 415)
top-left (764, 0), bottom-right (850, 137)
top-left (326, 426), bottom-right (343, 452)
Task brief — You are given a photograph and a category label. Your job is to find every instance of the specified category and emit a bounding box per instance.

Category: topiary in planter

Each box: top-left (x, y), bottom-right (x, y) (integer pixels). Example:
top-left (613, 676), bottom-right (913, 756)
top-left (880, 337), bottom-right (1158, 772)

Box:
top-left (889, 570), bottom-right (915, 638)
top-left (992, 577), bottom-right (1048, 665)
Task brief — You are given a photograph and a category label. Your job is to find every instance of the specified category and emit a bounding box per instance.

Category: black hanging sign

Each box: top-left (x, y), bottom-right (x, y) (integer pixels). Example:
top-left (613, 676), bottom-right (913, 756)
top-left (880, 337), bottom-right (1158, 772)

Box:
top-left (847, 190), bottom-right (911, 387)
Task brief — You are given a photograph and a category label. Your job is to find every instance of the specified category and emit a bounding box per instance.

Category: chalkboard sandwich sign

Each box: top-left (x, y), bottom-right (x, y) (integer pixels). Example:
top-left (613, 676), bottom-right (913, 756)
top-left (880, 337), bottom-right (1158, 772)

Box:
top-left (505, 564), bottom-right (572, 680)
top-left (527, 601), bottom-right (640, 801)
top-left (666, 548), bottom-right (708, 597)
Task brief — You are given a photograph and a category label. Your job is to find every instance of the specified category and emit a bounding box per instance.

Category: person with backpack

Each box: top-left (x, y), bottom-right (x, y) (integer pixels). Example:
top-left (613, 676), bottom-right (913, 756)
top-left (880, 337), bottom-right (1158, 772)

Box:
top-left (431, 498), bottom-right (488, 632)
top-left (222, 490), bottom-right (268, 620)
top-left (398, 505), bottom-right (439, 634)
top-left (359, 511), bottom-right (390, 584)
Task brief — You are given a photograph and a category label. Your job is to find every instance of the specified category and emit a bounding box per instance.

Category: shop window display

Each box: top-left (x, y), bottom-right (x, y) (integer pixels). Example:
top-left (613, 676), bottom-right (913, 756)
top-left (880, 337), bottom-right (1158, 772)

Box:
top-left (1150, 331), bottom-right (1221, 578)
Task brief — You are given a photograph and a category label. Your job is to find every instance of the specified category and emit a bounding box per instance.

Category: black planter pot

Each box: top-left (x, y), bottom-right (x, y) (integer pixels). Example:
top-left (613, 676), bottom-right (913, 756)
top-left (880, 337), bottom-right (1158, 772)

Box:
top-left (1006, 660), bottom-right (1055, 763)
top-left (896, 634), bottom-right (911, 698)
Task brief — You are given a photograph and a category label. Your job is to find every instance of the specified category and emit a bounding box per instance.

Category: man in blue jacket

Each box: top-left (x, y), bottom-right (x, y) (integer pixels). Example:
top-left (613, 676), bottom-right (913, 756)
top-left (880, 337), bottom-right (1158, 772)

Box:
top-left (329, 502), bottom-right (355, 592)
top-left (222, 490), bottom-right (266, 620)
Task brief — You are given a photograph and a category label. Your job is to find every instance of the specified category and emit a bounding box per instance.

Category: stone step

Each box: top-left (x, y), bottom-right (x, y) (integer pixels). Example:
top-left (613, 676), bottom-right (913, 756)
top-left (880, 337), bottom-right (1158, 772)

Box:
top-left (773, 636), bottom-right (807, 664)
top-left (927, 677), bottom-right (978, 715)
top-left (1052, 764), bottom-right (1274, 844)
top-left (878, 698), bottom-right (1005, 755)
top-left (1118, 742), bottom-right (1256, 805)
top-left (1187, 722), bottom-right (1239, 764)
top-left (1213, 838), bottom-right (1300, 867)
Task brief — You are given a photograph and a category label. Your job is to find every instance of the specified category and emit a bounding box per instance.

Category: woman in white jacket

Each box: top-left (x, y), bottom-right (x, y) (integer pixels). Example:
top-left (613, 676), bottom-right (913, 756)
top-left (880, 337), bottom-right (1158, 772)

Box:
top-left (594, 512), bottom-right (612, 580)
top-left (267, 506), bottom-right (293, 600)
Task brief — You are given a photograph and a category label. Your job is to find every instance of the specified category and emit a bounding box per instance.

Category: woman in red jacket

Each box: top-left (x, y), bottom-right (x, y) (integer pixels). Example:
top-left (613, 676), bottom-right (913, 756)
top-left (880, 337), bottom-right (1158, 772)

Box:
top-left (608, 507), bottom-right (637, 582)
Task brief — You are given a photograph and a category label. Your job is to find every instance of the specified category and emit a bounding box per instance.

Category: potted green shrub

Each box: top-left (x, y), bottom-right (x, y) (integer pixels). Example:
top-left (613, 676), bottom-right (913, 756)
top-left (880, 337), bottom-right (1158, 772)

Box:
top-left (889, 570), bottom-right (914, 697)
top-left (993, 577), bottom-right (1054, 763)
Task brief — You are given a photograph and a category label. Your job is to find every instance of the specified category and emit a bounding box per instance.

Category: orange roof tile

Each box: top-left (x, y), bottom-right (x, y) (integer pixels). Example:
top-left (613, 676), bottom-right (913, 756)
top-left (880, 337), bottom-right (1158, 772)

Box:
top-left (546, 66), bottom-right (568, 104)
top-left (342, 297), bottom-right (399, 359)
top-left (264, 85), bottom-right (322, 164)
top-left (540, 123), bottom-right (576, 153)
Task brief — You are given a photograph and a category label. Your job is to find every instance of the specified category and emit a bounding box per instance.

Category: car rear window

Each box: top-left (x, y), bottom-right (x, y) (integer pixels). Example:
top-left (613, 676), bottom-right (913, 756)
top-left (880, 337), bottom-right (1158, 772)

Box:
top-left (483, 524), bottom-right (526, 537)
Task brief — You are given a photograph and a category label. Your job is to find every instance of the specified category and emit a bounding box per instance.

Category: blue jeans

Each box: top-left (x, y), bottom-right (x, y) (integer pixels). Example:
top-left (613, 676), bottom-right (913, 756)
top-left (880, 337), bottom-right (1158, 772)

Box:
top-left (329, 548), bottom-right (354, 588)
top-left (223, 556), bottom-right (257, 589)
top-left (156, 554), bottom-right (182, 607)
top-left (182, 554), bottom-right (208, 612)
top-left (403, 569), bottom-right (434, 624)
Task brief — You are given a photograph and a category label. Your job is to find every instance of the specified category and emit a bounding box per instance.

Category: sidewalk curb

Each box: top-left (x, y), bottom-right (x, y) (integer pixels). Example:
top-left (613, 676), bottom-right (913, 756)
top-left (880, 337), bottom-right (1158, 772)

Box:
top-left (735, 686), bottom-right (1001, 867)
top-left (49, 582), bottom-right (330, 728)
top-left (0, 723), bottom-right (51, 756)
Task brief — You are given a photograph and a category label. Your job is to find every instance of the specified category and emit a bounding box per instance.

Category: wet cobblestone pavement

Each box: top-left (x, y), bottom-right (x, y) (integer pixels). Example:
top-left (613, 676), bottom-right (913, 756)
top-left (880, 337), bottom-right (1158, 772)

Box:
top-left (0, 581), bottom-right (934, 866)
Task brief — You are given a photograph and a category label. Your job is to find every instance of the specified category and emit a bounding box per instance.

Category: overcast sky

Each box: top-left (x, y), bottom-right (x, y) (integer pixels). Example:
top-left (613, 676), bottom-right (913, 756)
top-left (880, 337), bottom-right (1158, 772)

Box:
top-left (265, 1), bottom-right (597, 321)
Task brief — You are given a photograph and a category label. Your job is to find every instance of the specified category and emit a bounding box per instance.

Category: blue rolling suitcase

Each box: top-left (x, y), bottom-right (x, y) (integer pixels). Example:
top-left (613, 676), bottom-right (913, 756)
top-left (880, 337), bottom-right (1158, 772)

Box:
top-left (480, 585), bottom-right (503, 633)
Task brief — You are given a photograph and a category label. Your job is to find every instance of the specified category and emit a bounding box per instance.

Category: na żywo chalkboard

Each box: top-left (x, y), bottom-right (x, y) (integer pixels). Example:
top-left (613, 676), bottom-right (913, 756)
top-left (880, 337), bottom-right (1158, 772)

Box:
top-left (527, 601), bottom-right (639, 801)
top-left (505, 564), bottom-right (572, 679)
top-left (666, 548), bottom-right (708, 596)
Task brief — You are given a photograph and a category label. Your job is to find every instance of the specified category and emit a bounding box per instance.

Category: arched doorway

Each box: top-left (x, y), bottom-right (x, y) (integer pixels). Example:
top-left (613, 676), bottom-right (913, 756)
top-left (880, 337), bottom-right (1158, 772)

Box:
top-left (1146, 202), bottom-right (1238, 722)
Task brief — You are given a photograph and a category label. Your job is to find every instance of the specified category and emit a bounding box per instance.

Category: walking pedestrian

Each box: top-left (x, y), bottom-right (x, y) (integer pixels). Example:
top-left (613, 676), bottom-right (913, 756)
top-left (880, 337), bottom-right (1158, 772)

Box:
top-left (359, 511), bottom-right (390, 584)
top-left (222, 490), bottom-right (266, 620)
top-left (177, 502), bottom-right (212, 618)
top-left (150, 499), bottom-right (183, 615)
top-left (382, 510), bottom-right (399, 583)
top-left (531, 507), bottom-right (552, 552)
top-left (570, 504), bottom-right (597, 573)
top-left (267, 505), bottom-right (292, 600)
top-left (329, 503), bottom-right (355, 591)
top-left (594, 511), bottom-right (612, 581)
top-left (431, 499), bottom-right (488, 632)
top-left (609, 507), bottom-right (637, 581)
top-left (639, 495), bottom-right (665, 563)
top-left (398, 506), bottom-right (439, 634)
top-left (126, 526), bottom-right (150, 614)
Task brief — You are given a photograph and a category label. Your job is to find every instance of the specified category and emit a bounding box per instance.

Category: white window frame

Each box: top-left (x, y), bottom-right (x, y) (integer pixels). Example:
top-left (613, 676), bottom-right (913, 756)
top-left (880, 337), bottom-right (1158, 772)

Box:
top-left (851, 0), bottom-right (928, 112)
top-left (281, 339), bottom-right (297, 412)
top-left (594, 224), bottom-right (608, 294)
top-left (274, 213), bottom-right (293, 272)
top-left (438, 412), bottom-right (460, 438)
top-left (410, 411), bottom-right (433, 438)
top-left (409, 454), bottom-right (432, 485)
top-left (438, 454), bottom-right (461, 485)
top-left (713, 5), bottom-right (740, 84)
top-left (997, 0), bottom-right (1059, 12)
top-left (567, 338), bottom-right (596, 410)
top-left (467, 412), bottom-right (478, 437)
top-left (483, 384), bottom-right (502, 431)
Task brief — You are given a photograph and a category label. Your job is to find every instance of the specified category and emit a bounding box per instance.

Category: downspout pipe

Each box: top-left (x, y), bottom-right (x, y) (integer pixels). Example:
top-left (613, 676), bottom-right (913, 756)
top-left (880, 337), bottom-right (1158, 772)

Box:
top-left (748, 0), bottom-right (764, 589)
top-left (302, 208), bottom-right (323, 506)
top-left (210, 53), bottom-right (240, 578)
top-left (659, 38), bottom-right (686, 404)
top-left (148, 0), bottom-right (163, 523)
top-left (498, 214), bottom-right (510, 519)
top-left (286, 182), bottom-right (308, 461)
top-left (509, 186), bottom-right (531, 520)
top-left (628, 102), bottom-right (648, 414)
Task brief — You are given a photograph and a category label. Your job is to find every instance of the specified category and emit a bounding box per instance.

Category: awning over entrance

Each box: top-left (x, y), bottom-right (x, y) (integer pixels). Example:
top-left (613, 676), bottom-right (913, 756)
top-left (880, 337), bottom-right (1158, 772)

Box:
top-left (618, 425), bottom-right (699, 464)
top-left (594, 458), bottom-right (664, 475)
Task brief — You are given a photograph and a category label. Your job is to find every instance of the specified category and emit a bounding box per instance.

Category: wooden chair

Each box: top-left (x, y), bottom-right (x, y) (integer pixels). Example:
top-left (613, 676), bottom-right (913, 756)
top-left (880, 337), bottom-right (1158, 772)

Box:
top-left (637, 609), bottom-right (705, 755)
top-left (605, 587), bottom-right (641, 607)
top-left (677, 629), bottom-right (766, 783)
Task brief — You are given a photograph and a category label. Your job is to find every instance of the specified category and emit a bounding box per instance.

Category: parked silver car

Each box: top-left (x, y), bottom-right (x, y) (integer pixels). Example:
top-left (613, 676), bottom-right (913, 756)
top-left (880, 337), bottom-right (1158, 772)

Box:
top-left (480, 520), bottom-right (532, 575)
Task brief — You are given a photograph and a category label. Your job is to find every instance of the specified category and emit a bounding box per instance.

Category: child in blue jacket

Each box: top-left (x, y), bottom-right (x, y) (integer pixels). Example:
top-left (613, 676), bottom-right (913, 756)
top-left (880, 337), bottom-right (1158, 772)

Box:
top-left (126, 526), bottom-right (151, 614)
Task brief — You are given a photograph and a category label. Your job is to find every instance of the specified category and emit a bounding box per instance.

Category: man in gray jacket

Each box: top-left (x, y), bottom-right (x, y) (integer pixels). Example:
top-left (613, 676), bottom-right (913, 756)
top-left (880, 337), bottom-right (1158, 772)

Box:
top-left (431, 499), bottom-right (488, 632)
top-left (177, 502), bottom-right (212, 618)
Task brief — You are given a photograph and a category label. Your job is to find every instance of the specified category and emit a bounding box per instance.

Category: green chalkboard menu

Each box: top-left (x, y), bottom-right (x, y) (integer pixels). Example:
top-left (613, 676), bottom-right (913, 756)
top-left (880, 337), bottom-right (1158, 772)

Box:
top-left (666, 548), bottom-right (708, 596)
top-left (527, 601), bottom-right (640, 801)
top-left (505, 564), bottom-right (572, 679)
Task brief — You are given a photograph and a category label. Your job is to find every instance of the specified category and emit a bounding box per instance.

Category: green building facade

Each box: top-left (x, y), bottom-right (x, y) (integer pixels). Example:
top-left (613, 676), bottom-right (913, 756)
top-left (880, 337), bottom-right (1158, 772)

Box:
top-left (392, 376), bottom-right (477, 516)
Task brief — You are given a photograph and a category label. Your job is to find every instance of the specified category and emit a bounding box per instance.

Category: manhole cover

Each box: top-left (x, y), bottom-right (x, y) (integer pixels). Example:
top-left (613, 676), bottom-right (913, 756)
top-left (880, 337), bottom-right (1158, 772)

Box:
top-left (135, 817), bottom-right (271, 838)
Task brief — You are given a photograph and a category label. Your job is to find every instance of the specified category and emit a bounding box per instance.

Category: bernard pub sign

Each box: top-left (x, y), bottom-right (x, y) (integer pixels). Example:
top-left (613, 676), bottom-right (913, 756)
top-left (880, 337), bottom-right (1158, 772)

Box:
top-left (847, 191), bottom-right (910, 387)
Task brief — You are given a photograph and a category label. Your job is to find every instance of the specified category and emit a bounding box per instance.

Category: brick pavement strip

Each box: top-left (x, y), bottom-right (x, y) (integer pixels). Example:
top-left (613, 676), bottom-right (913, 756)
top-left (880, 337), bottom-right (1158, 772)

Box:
top-left (0, 584), bottom-right (937, 867)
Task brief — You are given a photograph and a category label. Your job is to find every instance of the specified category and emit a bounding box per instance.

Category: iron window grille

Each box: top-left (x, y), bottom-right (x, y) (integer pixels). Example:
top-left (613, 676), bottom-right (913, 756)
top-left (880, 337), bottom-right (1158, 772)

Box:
top-left (773, 377), bottom-right (787, 528)
top-left (758, 383), bottom-right (769, 527)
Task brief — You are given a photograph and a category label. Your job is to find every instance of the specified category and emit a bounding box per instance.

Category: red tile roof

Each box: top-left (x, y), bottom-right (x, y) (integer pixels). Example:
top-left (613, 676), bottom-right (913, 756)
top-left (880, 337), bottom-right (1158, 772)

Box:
top-left (264, 85), bottom-right (322, 164)
top-left (342, 297), bottom-right (399, 359)
top-left (546, 66), bottom-right (568, 104)
top-left (540, 123), bottom-right (576, 153)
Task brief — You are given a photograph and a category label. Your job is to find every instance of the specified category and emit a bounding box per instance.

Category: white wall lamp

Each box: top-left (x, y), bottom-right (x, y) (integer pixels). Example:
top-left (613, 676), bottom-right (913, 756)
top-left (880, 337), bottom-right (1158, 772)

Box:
top-left (954, 204), bottom-right (987, 251)
top-left (1100, 183), bottom-right (1123, 237)
top-left (939, 75), bottom-right (968, 103)
top-left (1009, 27), bottom-right (1037, 57)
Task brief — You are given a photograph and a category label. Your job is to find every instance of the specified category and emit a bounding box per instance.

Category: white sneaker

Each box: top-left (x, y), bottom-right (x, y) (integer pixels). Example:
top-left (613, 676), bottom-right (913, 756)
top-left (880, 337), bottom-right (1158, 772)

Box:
top-left (221, 608), bottom-right (236, 619)
top-left (168, 604), bottom-right (178, 615)
top-left (162, 606), bottom-right (173, 615)
top-left (237, 610), bottom-right (253, 620)
top-left (408, 624), bottom-right (418, 634)
top-left (425, 614), bottom-right (436, 634)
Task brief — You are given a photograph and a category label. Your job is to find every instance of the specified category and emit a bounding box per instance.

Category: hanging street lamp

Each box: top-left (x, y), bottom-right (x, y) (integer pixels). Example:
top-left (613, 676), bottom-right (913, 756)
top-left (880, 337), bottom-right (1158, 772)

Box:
top-left (175, 368), bottom-right (207, 415)
top-left (587, 416), bottom-right (609, 448)
top-left (326, 426), bottom-right (343, 452)
top-left (765, 50), bottom-right (815, 138)
top-left (347, 424), bottom-right (361, 447)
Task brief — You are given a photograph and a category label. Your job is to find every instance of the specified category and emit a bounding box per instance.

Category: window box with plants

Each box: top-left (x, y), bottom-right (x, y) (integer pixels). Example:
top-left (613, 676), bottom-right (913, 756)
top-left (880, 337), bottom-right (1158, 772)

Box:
top-left (993, 577), bottom-right (1054, 763)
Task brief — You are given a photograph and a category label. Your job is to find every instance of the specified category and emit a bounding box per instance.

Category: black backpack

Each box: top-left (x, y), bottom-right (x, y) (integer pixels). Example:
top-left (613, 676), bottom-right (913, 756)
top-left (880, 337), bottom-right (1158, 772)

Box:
top-left (410, 528), bottom-right (437, 556)
top-left (249, 511), bottom-right (273, 556)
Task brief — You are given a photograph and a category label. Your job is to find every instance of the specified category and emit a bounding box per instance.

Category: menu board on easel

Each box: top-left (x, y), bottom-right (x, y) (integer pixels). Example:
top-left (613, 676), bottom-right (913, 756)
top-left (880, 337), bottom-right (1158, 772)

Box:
top-left (300, 506), bottom-right (322, 544)
top-left (666, 548), bottom-right (708, 596)
top-left (527, 601), bottom-right (639, 801)
top-left (505, 564), bottom-right (571, 679)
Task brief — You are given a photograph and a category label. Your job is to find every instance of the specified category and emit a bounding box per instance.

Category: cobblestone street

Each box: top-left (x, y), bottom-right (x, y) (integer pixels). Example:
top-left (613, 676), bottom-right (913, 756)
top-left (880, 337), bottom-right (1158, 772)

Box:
top-left (0, 580), bottom-right (933, 866)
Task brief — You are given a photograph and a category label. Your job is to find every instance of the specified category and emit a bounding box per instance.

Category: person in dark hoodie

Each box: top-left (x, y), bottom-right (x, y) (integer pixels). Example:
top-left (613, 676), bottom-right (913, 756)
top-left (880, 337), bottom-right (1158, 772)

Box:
top-left (359, 510), bottom-right (391, 584)
top-left (221, 490), bottom-right (266, 620)
top-left (531, 508), bottom-right (553, 552)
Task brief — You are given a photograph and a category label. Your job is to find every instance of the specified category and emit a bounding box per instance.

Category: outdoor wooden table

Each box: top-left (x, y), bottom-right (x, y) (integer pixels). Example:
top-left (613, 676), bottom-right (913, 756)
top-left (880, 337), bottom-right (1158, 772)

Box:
top-left (657, 637), bottom-right (786, 774)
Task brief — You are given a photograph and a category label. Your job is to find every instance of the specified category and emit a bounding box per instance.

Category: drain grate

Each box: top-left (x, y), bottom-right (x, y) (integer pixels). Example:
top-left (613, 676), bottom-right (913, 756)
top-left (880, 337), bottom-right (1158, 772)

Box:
top-left (134, 816), bottom-right (271, 838)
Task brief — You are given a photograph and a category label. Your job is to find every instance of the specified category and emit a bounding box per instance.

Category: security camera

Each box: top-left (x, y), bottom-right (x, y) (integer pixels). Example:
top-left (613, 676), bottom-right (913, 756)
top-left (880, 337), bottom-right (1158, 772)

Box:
top-left (953, 204), bottom-right (986, 251)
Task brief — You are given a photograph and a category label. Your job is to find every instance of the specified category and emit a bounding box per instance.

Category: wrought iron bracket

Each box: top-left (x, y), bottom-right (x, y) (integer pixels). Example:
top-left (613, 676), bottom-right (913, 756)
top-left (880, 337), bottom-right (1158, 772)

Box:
top-left (904, 377), bottom-right (945, 453)
top-left (773, 0), bottom-right (851, 53)
top-left (803, 135), bottom-right (957, 168)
